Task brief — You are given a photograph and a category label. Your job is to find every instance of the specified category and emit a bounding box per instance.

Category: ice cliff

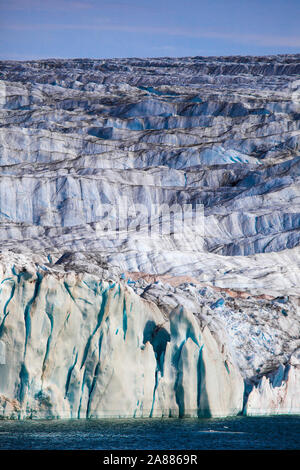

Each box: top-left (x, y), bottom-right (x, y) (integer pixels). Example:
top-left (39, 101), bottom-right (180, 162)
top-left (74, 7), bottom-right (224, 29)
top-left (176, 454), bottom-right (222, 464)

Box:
top-left (0, 55), bottom-right (300, 417)
top-left (0, 253), bottom-right (243, 419)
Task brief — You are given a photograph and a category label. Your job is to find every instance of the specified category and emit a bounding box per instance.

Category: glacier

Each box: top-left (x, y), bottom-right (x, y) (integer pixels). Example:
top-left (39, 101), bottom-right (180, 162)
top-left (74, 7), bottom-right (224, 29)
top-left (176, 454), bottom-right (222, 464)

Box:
top-left (0, 55), bottom-right (300, 418)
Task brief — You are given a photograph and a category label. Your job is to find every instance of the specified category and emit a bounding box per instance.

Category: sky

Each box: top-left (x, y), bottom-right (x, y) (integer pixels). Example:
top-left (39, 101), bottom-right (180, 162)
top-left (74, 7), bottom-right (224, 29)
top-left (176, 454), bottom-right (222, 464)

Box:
top-left (0, 0), bottom-right (299, 60)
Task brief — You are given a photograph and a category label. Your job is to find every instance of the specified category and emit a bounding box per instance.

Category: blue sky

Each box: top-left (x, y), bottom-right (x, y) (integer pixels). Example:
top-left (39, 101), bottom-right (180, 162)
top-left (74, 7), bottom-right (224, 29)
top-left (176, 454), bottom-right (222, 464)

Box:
top-left (0, 0), bottom-right (299, 60)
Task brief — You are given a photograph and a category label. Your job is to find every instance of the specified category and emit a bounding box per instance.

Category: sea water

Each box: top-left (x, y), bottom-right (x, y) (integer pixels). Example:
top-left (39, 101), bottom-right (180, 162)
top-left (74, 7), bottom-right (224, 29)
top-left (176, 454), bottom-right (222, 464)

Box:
top-left (0, 415), bottom-right (299, 450)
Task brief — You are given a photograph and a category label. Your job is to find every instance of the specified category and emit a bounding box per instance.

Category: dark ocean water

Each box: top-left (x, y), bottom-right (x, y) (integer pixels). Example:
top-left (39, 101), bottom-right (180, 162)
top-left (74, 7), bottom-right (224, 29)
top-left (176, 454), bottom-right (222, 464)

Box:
top-left (0, 415), bottom-right (299, 450)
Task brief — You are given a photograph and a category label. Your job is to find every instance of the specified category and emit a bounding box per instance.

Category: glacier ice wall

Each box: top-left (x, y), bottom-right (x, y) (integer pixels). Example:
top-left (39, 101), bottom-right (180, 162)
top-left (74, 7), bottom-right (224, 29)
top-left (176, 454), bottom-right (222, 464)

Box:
top-left (245, 362), bottom-right (300, 416)
top-left (0, 258), bottom-right (243, 419)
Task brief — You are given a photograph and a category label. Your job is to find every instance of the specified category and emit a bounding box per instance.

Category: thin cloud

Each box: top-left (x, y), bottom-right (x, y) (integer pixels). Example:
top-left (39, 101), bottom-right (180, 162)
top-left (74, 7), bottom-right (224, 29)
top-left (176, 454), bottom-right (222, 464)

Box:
top-left (0, 0), bottom-right (94, 11)
top-left (0, 0), bottom-right (142, 11)
top-left (0, 52), bottom-right (53, 60)
top-left (2, 20), bottom-right (300, 48)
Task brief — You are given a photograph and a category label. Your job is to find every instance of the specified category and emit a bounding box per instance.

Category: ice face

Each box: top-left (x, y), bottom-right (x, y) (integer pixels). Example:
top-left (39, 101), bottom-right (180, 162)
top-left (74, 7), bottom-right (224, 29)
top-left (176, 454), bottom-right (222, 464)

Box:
top-left (0, 260), bottom-right (243, 419)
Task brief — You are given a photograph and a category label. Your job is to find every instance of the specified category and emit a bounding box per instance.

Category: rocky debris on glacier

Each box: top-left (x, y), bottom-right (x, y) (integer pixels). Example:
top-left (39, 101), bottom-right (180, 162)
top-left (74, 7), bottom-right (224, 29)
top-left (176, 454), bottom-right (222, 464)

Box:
top-left (0, 55), bottom-right (300, 417)
top-left (1, 56), bottom-right (300, 260)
